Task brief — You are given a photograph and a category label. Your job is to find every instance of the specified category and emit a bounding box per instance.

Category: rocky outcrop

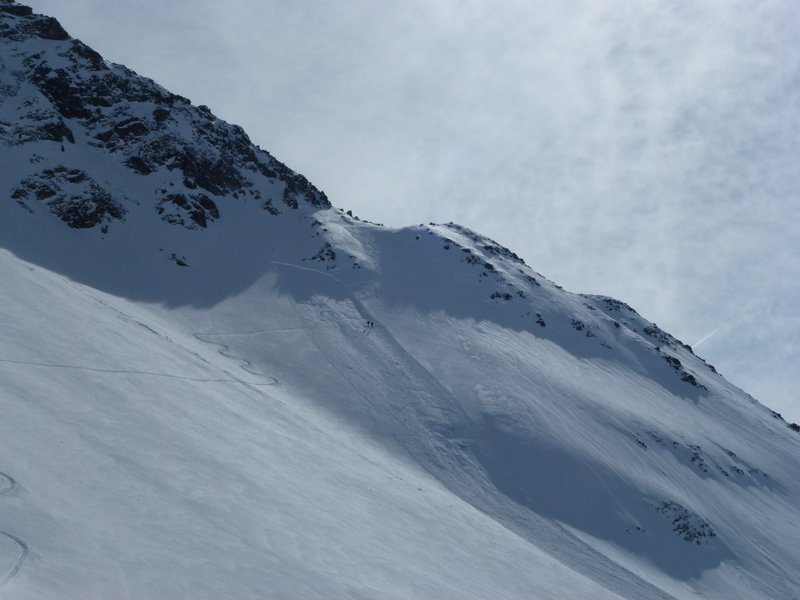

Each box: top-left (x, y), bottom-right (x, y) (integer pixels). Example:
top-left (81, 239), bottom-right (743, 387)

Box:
top-left (11, 166), bottom-right (126, 229)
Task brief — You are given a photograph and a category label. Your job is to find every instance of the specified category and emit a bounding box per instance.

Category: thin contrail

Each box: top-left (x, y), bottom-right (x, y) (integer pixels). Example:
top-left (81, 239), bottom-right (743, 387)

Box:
top-left (693, 327), bottom-right (719, 348)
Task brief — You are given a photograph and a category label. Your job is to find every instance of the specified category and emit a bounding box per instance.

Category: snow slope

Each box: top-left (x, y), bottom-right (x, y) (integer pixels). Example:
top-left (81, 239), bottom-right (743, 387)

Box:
top-left (1, 2), bottom-right (800, 598)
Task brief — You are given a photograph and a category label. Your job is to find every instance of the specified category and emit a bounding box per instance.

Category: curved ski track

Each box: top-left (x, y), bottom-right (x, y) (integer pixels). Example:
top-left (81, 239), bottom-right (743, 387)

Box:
top-left (0, 472), bottom-right (27, 586)
top-left (191, 332), bottom-right (279, 386)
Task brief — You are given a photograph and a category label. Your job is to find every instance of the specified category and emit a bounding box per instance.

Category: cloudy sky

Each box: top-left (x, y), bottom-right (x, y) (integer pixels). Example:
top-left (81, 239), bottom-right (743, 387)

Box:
top-left (29, 0), bottom-right (800, 421)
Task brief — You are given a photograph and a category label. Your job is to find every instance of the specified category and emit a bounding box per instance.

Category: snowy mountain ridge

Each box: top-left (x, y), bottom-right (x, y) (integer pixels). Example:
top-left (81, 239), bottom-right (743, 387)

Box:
top-left (1, 2), bottom-right (799, 598)
top-left (1, 0), bottom-right (326, 227)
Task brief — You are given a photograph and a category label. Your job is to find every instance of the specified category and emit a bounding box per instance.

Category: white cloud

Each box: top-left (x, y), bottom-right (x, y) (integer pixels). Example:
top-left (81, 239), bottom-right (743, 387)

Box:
top-left (28, 0), bottom-right (800, 421)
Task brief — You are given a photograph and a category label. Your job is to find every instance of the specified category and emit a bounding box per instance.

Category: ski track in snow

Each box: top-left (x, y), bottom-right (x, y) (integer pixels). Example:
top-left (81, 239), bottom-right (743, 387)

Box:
top-left (7, 276), bottom-right (281, 388)
top-left (0, 356), bottom-right (270, 385)
top-left (0, 474), bottom-right (14, 497)
top-left (271, 260), bottom-right (342, 282)
top-left (0, 472), bottom-right (27, 586)
top-left (191, 332), bottom-right (279, 385)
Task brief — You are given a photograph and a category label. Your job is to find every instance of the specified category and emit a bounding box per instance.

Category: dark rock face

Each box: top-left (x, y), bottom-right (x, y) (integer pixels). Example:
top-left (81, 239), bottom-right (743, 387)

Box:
top-left (156, 193), bottom-right (219, 229)
top-left (8, 108), bottom-right (75, 145)
top-left (304, 242), bottom-right (337, 269)
top-left (442, 222), bottom-right (526, 265)
top-left (124, 156), bottom-right (153, 175)
top-left (38, 119), bottom-right (74, 143)
top-left (653, 501), bottom-right (717, 544)
top-left (0, 4), bottom-right (33, 17)
top-left (28, 15), bottom-right (68, 40)
top-left (280, 169), bottom-right (329, 209)
top-left (490, 291), bottom-right (513, 301)
top-left (30, 64), bottom-right (92, 119)
top-left (11, 166), bottom-right (126, 229)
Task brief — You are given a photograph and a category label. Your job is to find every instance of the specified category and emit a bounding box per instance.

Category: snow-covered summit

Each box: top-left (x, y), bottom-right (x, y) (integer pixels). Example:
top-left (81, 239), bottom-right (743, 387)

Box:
top-left (1, 4), bottom-right (800, 599)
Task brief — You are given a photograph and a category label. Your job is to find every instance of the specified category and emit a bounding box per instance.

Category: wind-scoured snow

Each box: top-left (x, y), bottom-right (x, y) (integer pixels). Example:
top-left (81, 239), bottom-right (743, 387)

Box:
top-left (1, 2), bottom-right (799, 598)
